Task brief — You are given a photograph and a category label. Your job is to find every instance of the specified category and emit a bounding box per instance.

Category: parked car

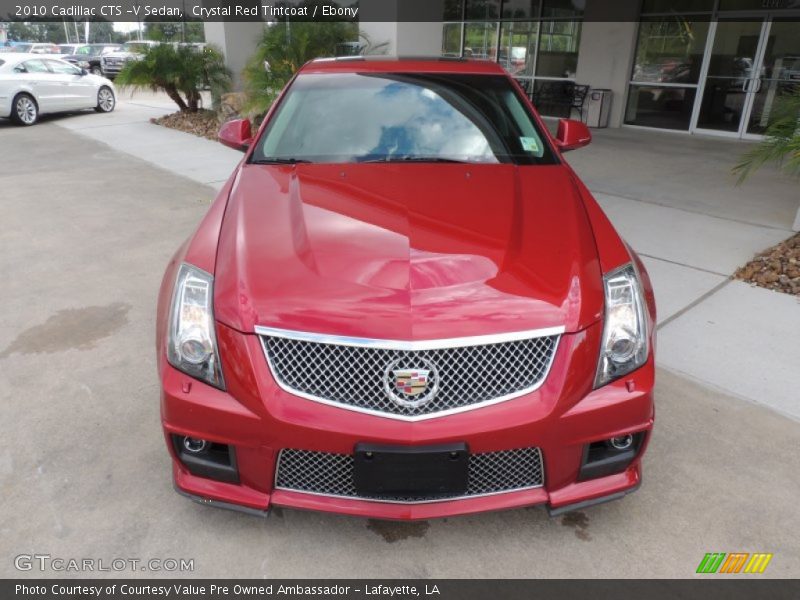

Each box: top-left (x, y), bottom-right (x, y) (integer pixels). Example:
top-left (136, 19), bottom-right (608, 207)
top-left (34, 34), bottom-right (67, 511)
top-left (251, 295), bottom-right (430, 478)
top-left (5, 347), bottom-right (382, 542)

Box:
top-left (11, 43), bottom-right (61, 55)
top-left (0, 54), bottom-right (115, 125)
top-left (781, 56), bottom-right (800, 80)
top-left (157, 57), bottom-right (656, 520)
top-left (101, 40), bottom-right (157, 78)
top-left (62, 44), bottom-right (120, 76)
top-left (57, 43), bottom-right (82, 55)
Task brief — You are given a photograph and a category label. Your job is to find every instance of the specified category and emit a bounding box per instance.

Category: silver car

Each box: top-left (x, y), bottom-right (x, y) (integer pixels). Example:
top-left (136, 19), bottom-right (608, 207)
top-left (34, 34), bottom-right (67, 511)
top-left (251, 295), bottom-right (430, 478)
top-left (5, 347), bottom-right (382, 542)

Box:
top-left (0, 54), bottom-right (116, 125)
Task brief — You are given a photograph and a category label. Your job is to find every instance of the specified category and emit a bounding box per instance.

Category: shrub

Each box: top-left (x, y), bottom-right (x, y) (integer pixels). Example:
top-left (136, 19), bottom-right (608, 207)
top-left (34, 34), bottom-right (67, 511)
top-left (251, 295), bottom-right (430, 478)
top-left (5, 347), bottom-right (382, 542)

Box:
top-left (242, 21), bottom-right (358, 117)
top-left (116, 44), bottom-right (232, 113)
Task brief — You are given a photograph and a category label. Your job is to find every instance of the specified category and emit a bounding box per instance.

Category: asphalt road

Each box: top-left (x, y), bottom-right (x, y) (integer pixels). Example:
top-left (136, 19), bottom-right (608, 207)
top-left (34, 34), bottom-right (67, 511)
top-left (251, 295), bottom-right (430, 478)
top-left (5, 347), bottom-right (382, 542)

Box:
top-left (1, 119), bottom-right (798, 578)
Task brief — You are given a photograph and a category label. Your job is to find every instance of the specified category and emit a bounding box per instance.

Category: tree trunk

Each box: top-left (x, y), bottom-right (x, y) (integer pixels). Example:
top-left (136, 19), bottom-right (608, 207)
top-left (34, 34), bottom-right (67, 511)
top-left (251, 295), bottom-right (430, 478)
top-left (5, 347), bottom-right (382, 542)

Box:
top-left (162, 83), bottom-right (188, 112)
top-left (187, 89), bottom-right (200, 113)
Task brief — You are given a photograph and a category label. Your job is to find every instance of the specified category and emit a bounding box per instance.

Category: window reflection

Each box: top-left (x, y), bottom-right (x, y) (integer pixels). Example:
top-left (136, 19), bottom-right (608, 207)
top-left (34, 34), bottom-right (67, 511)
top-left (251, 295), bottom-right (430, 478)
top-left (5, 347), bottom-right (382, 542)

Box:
top-left (625, 86), bottom-right (697, 130)
top-left (465, 0), bottom-right (501, 20)
top-left (255, 74), bottom-right (556, 165)
top-left (442, 22), bottom-right (464, 56)
top-left (536, 20), bottom-right (581, 78)
top-left (632, 19), bottom-right (709, 84)
top-left (500, 21), bottom-right (537, 76)
top-left (464, 22), bottom-right (499, 60)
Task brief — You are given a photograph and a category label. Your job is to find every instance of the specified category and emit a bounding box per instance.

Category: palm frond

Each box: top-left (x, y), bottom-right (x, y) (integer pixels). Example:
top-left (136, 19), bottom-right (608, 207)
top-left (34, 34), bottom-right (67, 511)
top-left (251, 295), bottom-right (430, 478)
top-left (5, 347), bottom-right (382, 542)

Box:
top-left (734, 86), bottom-right (800, 183)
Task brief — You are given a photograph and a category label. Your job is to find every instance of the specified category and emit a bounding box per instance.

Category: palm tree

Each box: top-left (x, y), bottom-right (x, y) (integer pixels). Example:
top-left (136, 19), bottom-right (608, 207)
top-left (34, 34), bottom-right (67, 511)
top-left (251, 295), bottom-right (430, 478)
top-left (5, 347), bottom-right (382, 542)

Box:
top-left (116, 44), bottom-right (231, 113)
top-left (242, 21), bottom-right (358, 116)
top-left (734, 86), bottom-right (800, 183)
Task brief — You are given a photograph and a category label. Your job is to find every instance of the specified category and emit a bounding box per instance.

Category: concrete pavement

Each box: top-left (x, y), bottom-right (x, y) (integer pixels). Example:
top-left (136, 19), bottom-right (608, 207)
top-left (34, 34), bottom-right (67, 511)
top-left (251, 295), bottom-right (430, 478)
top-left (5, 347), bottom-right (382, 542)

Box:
top-left (1, 99), bottom-right (798, 578)
top-left (53, 90), bottom-right (240, 191)
top-left (566, 126), bottom-right (800, 422)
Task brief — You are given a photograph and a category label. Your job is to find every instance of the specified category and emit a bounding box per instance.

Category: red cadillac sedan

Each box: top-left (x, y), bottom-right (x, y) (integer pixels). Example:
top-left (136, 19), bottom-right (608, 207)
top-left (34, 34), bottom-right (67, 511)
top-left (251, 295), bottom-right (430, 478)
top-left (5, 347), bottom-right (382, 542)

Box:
top-left (156, 57), bottom-right (656, 520)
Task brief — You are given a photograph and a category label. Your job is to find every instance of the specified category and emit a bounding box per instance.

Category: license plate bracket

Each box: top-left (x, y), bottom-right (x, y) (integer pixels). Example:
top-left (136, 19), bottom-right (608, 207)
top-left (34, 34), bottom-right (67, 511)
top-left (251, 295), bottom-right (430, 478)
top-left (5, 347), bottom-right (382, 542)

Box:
top-left (353, 442), bottom-right (469, 498)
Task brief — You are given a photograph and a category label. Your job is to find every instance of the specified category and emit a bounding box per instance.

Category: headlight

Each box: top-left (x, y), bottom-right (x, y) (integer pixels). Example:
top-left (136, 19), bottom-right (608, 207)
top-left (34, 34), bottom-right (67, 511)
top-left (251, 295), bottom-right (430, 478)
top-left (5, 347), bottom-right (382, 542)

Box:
top-left (78, 60), bottom-right (89, 68)
top-left (167, 263), bottom-right (225, 389)
top-left (594, 263), bottom-right (648, 388)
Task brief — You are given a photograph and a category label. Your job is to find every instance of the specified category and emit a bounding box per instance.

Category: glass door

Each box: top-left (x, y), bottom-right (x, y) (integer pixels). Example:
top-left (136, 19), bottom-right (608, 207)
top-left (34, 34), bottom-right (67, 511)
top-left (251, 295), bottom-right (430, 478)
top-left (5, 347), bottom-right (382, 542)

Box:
top-left (743, 19), bottom-right (800, 138)
top-left (693, 19), bottom-right (769, 136)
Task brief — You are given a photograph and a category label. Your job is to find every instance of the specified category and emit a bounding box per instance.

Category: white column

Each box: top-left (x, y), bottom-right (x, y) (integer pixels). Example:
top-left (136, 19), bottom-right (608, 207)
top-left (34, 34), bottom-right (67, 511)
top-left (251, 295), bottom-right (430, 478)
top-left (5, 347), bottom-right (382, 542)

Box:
top-left (204, 21), bottom-right (265, 90)
top-left (574, 0), bottom-right (640, 128)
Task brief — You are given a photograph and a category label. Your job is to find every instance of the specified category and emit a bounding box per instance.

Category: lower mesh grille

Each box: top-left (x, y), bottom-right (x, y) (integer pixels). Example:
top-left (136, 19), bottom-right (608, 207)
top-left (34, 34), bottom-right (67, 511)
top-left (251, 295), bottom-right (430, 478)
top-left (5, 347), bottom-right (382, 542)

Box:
top-left (275, 447), bottom-right (544, 502)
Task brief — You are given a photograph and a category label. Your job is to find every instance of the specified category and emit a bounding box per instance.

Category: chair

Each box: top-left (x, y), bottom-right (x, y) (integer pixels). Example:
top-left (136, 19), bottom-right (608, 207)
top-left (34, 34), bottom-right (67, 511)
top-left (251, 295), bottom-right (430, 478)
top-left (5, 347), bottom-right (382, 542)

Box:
top-left (531, 81), bottom-right (590, 123)
top-left (570, 84), bottom-right (590, 123)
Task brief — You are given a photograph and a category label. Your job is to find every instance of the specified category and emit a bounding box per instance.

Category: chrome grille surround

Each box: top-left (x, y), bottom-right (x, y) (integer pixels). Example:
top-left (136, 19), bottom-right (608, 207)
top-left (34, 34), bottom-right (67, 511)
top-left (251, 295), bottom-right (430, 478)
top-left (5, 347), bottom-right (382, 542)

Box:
top-left (256, 326), bottom-right (562, 421)
top-left (274, 447), bottom-right (544, 503)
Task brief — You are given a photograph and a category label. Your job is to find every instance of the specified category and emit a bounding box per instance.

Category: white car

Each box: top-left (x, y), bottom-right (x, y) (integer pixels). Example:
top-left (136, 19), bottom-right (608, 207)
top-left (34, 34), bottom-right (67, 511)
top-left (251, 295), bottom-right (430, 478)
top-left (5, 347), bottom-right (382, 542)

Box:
top-left (0, 54), bottom-right (116, 125)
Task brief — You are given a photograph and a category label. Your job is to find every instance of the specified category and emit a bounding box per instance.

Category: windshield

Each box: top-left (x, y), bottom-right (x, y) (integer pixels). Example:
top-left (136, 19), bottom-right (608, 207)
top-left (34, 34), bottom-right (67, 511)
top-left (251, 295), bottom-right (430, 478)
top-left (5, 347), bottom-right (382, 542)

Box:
top-left (14, 44), bottom-right (32, 53)
top-left (252, 72), bottom-right (556, 165)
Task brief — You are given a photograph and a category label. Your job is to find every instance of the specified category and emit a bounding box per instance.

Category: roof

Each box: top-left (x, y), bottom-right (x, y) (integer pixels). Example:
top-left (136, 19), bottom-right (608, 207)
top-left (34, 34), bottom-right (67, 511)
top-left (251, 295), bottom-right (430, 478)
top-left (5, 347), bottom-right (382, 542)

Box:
top-left (300, 56), bottom-right (508, 75)
top-left (0, 53), bottom-right (63, 64)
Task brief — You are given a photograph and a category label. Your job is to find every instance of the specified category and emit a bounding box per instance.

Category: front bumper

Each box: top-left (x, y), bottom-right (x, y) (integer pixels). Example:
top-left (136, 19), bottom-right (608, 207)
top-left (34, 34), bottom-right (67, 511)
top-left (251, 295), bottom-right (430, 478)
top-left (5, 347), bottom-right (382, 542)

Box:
top-left (161, 322), bottom-right (654, 519)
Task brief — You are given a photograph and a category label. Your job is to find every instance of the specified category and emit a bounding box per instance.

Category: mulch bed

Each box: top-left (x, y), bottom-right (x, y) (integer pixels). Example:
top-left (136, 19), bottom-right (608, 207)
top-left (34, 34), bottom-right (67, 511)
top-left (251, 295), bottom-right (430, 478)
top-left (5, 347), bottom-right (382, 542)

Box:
top-left (734, 233), bottom-right (800, 296)
top-left (151, 110), bottom-right (222, 141)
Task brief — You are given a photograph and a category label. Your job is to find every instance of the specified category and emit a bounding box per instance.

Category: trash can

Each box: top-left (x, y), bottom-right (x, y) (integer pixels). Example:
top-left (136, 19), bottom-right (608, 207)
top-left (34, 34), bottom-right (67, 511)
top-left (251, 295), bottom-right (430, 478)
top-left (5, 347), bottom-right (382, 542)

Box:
top-left (586, 88), bottom-right (613, 128)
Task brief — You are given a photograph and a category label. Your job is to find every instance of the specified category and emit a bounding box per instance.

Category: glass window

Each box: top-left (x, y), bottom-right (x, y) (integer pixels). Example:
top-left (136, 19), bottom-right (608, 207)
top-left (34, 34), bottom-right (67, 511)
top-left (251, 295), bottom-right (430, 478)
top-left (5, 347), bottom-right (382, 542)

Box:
top-left (442, 23), bottom-right (463, 56)
top-left (443, 0), bottom-right (464, 20)
top-left (625, 85), bottom-right (697, 130)
top-left (536, 20), bottom-right (581, 78)
top-left (631, 19), bottom-right (709, 84)
top-left (499, 21), bottom-right (537, 76)
top-left (21, 60), bottom-right (48, 73)
top-left (466, 0), bottom-right (501, 20)
top-left (502, 0), bottom-right (539, 19)
top-left (718, 0), bottom-right (798, 10)
top-left (464, 22), bottom-right (499, 60)
top-left (641, 0), bottom-right (714, 12)
top-left (253, 73), bottom-right (557, 165)
top-left (46, 60), bottom-right (81, 75)
top-left (542, 0), bottom-right (584, 19)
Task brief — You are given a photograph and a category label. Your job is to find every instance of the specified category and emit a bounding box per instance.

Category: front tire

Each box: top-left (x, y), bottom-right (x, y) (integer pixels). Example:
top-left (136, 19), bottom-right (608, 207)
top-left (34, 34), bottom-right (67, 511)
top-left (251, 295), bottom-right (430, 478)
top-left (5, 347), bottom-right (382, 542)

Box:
top-left (95, 86), bottom-right (115, 113)
top-left (11, 93), bottom-right (38, 126)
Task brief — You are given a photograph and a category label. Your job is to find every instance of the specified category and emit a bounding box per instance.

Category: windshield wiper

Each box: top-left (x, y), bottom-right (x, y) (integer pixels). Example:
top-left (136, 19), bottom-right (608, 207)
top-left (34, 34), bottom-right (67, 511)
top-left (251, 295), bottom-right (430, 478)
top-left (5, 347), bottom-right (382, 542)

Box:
top-left (251, 157), bottom-right (313, 165)
top-left (360, 156), bottom-right (470, 164)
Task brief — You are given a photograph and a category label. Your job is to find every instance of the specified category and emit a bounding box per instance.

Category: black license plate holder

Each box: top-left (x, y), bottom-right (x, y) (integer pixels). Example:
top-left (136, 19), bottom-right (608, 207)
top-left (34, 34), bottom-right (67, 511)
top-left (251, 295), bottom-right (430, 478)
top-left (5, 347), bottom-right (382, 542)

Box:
top-left (353, 442), bottom-right (469, 498)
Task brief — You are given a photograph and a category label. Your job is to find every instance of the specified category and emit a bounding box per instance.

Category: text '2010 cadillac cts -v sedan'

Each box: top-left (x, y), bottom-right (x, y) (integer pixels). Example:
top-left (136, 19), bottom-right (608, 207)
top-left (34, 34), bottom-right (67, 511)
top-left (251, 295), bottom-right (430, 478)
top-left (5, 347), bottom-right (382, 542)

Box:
top-left (156, 57), bottom-right (656, 520)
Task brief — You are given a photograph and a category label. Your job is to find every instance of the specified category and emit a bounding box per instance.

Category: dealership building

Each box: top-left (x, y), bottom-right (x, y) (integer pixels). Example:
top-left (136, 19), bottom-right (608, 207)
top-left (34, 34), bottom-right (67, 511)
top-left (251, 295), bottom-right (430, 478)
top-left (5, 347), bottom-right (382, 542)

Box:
top-left (207, 0), bottom-right (800, 139)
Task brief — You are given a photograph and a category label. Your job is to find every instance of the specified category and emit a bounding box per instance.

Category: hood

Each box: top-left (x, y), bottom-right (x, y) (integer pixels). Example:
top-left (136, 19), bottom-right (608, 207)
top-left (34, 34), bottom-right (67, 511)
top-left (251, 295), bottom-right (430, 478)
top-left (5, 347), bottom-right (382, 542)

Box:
top-left (214, 163), bottom-right (604, 340)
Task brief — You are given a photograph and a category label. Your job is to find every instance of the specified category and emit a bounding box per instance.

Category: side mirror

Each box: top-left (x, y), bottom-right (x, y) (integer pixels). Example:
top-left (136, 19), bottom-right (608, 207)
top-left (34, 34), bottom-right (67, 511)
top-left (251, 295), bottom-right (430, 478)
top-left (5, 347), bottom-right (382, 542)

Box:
top-left (80, 68), bottom-right (88, 76)
top-left (218, 118), bottom-right (252, 152)
top-left (554, 119), bottom-right (591, 152)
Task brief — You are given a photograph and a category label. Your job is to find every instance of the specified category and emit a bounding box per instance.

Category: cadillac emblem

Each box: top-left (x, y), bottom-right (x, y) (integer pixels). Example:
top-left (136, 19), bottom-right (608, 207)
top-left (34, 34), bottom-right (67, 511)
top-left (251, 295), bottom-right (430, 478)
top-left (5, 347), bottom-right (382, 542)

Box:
top-left (384, 358), bottom-right (439, 409)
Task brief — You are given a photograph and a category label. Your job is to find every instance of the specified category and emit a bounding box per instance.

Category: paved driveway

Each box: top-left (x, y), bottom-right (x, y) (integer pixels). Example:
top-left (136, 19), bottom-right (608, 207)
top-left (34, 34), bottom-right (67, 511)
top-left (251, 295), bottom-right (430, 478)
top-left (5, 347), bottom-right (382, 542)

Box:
top-left (1, 115), bottom-right (798, 578)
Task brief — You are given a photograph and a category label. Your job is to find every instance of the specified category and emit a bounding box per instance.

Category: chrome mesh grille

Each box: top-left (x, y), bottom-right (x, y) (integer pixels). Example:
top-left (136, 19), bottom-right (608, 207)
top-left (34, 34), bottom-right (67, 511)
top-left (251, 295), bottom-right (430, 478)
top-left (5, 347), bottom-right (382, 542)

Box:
top-left (261, 334), bottom-right (559, 417)
top-left (275, 447), bottom-right (544, 502)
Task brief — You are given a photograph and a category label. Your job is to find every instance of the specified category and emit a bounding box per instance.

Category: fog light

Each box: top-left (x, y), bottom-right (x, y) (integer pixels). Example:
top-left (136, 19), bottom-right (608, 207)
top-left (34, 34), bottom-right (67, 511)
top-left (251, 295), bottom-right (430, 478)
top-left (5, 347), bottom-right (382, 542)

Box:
top-left (578, 432), bottom-right (645, 481)
top-left (172, 435), bottom-right (239, 484)
top-left (183, 437), bottom-right (208, 454)
top-left (608, 435), bottom-right (634, 450)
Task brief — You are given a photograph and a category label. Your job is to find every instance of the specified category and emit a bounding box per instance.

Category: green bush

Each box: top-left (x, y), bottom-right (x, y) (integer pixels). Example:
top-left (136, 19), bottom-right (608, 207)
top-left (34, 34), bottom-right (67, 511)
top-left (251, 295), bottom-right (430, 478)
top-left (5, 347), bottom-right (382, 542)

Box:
top-left (115, 44), bottom-right (231, 113)
top-left (734, 86), bottom-right (800, 183)
top-left (243, 22), bottom-right (358, 117)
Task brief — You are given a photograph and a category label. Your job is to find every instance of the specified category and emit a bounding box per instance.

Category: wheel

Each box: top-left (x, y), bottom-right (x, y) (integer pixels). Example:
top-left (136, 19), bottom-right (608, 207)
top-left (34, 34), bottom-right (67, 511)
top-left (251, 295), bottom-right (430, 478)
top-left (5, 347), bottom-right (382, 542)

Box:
top-left (95, 86), bottom-right (115, 113)
top-left (90, 66), bottom-right (102, 76)
top-left (10, 93), bottom-right (38, 126)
